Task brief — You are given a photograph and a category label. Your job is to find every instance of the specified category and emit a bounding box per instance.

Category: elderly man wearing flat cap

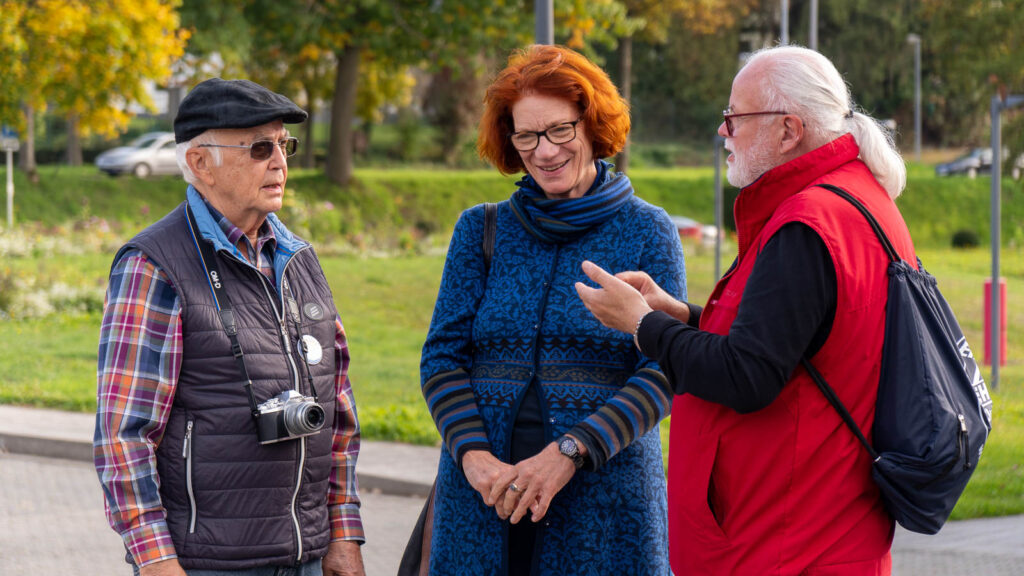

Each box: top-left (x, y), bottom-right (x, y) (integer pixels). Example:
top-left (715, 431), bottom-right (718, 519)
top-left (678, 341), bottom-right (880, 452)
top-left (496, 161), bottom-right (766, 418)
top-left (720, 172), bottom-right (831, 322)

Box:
top-left (94, 78), bottom-right (365, 576)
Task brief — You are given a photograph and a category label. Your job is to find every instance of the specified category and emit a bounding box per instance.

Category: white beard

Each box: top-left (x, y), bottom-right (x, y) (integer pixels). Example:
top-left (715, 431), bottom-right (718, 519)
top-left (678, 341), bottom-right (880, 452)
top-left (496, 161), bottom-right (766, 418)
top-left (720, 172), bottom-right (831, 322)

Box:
top-left (727, 125), bottom-right (780, 189)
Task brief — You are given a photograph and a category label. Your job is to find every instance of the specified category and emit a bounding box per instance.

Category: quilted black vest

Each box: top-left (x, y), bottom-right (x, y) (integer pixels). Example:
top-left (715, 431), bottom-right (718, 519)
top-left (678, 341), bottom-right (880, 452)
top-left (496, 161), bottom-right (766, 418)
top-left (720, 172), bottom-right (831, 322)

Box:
top-left (121, 203), bottom-right (339, 570)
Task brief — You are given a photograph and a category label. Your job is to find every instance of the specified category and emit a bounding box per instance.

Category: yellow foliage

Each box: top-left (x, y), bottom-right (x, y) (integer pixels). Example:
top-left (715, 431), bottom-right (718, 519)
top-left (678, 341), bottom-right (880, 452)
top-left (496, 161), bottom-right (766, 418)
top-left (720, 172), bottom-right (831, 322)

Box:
top-left (0, 0), bottom-right (189, 138)
top-left (356, 52), bottom-right (415, 125)
top-left (298, 44), bottom-right (325, 63)
top-left (625, 0), bottom-right (753, 42)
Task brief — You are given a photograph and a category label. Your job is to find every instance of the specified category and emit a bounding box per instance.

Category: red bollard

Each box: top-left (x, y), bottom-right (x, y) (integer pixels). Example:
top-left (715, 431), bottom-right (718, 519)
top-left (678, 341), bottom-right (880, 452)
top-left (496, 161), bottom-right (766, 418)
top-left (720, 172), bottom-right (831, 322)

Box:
top-left (983, 278), bottom-right (1007, 367)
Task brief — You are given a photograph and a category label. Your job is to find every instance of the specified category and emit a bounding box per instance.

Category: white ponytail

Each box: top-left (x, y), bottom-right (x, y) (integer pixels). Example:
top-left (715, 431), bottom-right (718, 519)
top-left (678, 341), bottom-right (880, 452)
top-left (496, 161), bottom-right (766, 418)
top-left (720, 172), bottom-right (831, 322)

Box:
top-left (746, 46), bottom-right (906, 198)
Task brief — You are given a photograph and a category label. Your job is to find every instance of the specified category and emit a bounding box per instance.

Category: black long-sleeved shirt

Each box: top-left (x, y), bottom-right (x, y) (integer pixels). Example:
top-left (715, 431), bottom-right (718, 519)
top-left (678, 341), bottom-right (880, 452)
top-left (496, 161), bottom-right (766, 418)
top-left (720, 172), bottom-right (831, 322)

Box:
top-left (637, 222), bottom-right (837, 413)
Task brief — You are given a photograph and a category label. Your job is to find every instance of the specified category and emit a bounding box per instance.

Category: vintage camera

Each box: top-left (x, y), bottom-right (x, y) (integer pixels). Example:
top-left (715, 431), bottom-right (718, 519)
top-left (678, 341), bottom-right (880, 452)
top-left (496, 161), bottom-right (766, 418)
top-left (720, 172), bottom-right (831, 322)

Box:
top-left (255, 390), bottom-right (326, 445)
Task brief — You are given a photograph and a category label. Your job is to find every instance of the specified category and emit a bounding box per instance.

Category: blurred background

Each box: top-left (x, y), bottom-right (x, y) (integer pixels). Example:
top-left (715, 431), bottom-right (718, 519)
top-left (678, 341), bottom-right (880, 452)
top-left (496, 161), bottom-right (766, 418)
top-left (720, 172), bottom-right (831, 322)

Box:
top-left (3, 0), bottom-right (1024, 180)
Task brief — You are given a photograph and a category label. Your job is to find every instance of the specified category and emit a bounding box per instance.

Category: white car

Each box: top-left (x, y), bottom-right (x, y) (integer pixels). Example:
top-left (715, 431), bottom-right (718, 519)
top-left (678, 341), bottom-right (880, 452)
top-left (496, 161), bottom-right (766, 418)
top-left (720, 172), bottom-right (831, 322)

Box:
top-left (95, 131), bottom-right (181, 178)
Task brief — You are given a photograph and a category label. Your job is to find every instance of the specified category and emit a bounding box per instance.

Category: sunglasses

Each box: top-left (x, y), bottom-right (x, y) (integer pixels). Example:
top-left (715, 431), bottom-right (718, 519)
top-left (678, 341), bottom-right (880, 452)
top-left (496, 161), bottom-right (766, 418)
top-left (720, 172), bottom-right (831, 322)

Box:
top-left (199, 137), bottom-right (299, 160)
top-left (721, 109), bottom-right (789, 137)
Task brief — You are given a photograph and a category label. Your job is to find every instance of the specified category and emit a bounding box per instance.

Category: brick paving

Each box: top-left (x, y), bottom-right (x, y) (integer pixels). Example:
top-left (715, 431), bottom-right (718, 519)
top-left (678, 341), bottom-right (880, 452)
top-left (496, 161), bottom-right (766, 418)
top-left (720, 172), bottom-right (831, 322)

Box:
top-left (0, 453), bottom-right (424, 575)
top-left (2, 399), bottom-right (1024, 576)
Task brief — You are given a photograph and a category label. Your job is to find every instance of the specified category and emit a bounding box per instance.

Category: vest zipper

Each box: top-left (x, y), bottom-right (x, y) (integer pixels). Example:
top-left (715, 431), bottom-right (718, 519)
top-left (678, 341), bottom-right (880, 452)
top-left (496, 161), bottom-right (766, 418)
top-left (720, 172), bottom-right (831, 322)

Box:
top-left (255, 246), bottom-right (312, 563)
top-left (959, 414), bottom-right (970, 469)
top-left (258, 277), bottom-right (302, 393)
top-left (291, 438), bottom-right (308, 563)
top-left (182, 419), bottom-right (197, 534)
top-left (215, 238), bottom-right (316, 561)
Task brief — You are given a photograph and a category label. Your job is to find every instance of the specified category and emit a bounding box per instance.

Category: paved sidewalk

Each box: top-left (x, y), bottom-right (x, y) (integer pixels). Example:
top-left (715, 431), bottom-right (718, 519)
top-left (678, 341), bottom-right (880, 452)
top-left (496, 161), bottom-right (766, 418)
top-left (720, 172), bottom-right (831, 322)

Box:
top-left (2, 404), bottom-right (1023, 574)
top-left (0, 404), bottom-right (438, 496)
top-left (0, 452), bottom-right (425, 575)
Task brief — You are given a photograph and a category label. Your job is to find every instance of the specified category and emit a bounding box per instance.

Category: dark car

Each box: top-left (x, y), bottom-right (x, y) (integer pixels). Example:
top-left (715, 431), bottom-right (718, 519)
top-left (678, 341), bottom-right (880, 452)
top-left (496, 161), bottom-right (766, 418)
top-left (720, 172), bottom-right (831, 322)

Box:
top-left (934, 148), bottom-right (990, 179)
top-left (935, 147), bottom-right (1024, 180)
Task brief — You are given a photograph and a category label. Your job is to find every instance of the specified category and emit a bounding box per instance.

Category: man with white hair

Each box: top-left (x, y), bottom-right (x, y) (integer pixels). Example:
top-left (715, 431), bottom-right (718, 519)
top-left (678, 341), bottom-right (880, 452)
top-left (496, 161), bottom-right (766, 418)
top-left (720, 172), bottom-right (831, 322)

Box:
top-left (577, 46), bottom-right (913, 573)
top-left (95, 78), bottom-right (365, 576)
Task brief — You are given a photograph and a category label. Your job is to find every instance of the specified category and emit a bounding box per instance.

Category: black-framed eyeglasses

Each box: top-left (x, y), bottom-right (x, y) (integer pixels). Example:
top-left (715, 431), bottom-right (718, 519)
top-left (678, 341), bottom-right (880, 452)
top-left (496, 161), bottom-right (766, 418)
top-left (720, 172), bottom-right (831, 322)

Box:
top-left (199, 137), bottom-right (299, 160)
top-left (722, 109), bottom-right (789, 137)
top-left (509, 119), bottom-right (581, 151)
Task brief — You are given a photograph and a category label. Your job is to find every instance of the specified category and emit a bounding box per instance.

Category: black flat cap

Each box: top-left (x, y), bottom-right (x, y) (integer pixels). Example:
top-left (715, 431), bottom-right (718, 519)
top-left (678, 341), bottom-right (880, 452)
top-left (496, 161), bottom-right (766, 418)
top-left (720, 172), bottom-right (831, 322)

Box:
top-left (174, 78), bottom-right (308, 143)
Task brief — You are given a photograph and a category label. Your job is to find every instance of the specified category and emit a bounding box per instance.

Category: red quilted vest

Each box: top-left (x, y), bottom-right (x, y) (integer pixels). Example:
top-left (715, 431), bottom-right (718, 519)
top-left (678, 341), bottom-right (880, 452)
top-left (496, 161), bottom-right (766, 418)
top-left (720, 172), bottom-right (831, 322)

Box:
top-left (668, 135), bottom-right (915, 575)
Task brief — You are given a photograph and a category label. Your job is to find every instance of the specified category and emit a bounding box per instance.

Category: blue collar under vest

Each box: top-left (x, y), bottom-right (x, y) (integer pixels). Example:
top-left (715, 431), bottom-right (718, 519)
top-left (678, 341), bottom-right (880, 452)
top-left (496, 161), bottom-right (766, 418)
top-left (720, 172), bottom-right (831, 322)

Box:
top-left (186, 185), bottom-right (310, 295)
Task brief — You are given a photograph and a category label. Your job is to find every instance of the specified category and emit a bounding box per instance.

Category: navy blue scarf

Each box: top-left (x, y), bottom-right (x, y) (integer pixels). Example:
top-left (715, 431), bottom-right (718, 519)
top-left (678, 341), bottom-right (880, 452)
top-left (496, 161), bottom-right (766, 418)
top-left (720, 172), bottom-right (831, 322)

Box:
top-left (510, 160), bottom-right (634, 244)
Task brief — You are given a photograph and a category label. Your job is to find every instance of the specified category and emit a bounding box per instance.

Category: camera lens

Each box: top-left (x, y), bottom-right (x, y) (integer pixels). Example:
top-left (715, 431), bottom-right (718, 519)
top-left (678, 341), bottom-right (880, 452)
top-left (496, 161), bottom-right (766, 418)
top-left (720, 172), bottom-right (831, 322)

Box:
top-left (283, 401), bottom-right (326, 435)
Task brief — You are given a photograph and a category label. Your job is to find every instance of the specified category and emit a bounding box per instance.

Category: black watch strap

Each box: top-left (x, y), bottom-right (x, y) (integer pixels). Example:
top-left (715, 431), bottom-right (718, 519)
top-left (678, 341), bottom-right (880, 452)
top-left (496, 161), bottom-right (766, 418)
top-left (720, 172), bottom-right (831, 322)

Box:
top-left (557, 435), bottom-right (585, 470)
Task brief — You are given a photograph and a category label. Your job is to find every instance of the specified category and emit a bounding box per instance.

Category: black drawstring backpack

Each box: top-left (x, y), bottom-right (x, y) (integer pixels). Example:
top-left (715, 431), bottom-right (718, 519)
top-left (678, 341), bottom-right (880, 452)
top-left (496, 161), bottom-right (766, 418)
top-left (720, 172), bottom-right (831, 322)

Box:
top-left (803, 184), bottom-right (994, 535)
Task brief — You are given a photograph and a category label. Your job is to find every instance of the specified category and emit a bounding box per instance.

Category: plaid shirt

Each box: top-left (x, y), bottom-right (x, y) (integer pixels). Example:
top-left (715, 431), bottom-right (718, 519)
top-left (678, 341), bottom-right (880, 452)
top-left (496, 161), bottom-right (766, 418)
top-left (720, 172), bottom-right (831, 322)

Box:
top-left (94, 202), bottom-right (363, 568)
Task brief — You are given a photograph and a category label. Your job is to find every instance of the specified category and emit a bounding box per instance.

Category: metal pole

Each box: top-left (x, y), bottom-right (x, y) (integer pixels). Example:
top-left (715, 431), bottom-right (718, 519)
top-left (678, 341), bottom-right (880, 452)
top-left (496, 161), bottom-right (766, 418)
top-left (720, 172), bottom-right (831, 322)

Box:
top-left (908, 34), bottom-right (922, 162)
top-left (713, 135), bottom-right (724, 281)
top-left (809, 0), bottom-right (818, 50)
top-left (5, 149), bottom-right (12, 229)
top-left (535, 0), bottom-right (553, 45)
top-left (990, 96), bottom-right (1001, 390)
top-left (780, 0), bottom-right (789, 46)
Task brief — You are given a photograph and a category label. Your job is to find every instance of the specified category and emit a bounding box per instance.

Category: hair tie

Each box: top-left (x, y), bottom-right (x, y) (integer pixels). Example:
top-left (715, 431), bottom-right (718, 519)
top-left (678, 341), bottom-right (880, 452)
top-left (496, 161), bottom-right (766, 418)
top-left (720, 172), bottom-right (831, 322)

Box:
top-left (845, 109), bottom-right (855, 119)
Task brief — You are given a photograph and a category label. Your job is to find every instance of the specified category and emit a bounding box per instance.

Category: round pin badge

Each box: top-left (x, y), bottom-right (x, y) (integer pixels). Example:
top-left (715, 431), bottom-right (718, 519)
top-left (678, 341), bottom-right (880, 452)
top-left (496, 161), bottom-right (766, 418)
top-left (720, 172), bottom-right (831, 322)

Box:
top-left (303, 302), bottom-right (325, 321)
top-left (301, 334), bottom-right (323, 365)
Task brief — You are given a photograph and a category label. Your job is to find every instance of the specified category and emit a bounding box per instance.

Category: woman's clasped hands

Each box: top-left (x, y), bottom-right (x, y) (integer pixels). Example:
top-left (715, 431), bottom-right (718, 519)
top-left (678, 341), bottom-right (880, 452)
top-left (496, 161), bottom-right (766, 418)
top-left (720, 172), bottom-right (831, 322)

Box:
top-left (462, 442), bottom-right (579, 525)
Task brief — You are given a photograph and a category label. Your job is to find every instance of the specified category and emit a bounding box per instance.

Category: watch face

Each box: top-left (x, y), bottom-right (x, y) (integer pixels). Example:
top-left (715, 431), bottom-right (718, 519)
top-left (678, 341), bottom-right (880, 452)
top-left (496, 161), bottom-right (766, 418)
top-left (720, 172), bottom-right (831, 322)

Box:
top-left (559, 437), bottom-right (577, 456)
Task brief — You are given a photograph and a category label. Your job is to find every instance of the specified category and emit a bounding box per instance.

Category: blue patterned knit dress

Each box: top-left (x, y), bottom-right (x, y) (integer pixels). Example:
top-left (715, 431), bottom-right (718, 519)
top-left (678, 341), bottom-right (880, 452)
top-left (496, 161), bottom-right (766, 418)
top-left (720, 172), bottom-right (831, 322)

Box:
top-left (420, 170), bottom-right (685, 575)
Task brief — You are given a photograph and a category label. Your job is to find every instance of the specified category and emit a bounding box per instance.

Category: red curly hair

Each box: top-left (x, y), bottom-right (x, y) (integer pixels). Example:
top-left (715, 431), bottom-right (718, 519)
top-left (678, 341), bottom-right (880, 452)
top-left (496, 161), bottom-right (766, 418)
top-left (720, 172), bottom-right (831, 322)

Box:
top-left (477, 44), bottom-right (630, 175)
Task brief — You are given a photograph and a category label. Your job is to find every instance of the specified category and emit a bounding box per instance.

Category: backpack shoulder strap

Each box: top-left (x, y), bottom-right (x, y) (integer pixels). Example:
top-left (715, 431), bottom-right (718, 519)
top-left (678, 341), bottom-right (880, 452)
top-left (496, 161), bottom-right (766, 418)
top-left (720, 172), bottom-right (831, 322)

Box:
top-left (814, 183), bottom-right (899, 263)
top-left (483, 202), bottom-right (497, 274)
top-left (804, 184), bottom-right (892, 462)
top-left (800, 357), bottom-right (880, 461)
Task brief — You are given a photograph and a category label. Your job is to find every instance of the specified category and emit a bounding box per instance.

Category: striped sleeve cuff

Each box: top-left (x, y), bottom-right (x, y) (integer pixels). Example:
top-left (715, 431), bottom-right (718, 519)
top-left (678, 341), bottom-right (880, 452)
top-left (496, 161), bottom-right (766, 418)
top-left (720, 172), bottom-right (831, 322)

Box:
top-left (123, 520), bottom-right (177, 568)
top-left (330, 503), bottom-right (365, 543)
top-left (423, 368), bottom-right (490, 468)
top-left (569, 367), bottom-right (673, 470)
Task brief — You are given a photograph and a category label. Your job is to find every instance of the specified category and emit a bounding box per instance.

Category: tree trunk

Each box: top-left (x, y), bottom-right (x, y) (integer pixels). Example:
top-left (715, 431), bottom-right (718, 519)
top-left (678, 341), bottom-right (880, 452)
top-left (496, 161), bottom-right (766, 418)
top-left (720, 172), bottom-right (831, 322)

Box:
top-left (615, 35), bottom-right (633, 174)
top-left (166, 85), bottom-right (184, 123)
top-left (18, 104), bottom-right (38, 183)
top-left (326, 45), bottom-right (360, 187)
top-left (302, 83), bottom-right (316, 169)
top-left (66, 113), bottom-right (83, 166)
top-left (425, 59), bottom-right (483, 166)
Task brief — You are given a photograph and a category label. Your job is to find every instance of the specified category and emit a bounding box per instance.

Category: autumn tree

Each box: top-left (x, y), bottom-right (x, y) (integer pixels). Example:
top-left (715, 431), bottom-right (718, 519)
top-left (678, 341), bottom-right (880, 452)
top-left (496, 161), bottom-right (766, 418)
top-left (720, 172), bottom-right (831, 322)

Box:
top-left (915, 0), bottom-right (1024, 146)
top-left (613, 0), bottom-right (756, 172)
top-left (420, 0), bottom-right (634, 167)
top-left (0, 0), bottom-right (187, 174)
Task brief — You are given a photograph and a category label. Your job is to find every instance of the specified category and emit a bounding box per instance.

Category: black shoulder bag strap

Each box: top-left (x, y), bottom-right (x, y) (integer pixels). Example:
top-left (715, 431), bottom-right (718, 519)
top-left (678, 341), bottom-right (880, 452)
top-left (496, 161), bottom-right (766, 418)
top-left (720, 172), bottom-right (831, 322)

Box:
top-left (799, 183), bottom-right (899, 463)
top-left (483, 202), bottom-right (497, 273)
top-left (184, 205), bottom-right (261, 418)
top-left (399, 201), bottom-right (498, 576)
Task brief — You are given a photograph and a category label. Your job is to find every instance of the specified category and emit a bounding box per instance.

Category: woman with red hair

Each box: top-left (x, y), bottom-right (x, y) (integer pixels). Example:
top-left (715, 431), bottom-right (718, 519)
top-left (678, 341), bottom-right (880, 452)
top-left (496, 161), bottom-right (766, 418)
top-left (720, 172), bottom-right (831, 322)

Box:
top-left (418, 45), bottom-right (684, 575)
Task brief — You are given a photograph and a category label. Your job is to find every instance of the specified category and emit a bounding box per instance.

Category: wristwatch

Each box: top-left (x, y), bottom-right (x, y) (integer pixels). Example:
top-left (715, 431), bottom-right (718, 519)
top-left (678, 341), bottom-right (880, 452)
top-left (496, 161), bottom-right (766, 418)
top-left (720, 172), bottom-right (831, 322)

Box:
top-left (557, 435), bottom-right (585, 470)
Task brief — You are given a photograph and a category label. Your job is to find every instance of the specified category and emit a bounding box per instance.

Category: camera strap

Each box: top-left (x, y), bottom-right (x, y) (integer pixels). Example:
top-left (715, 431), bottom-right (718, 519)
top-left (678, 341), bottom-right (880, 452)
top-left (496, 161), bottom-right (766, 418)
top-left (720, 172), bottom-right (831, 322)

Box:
top-left (282, 276), bottom-right (320, 404)
top-left (185, 205), bottom-right (261, 417)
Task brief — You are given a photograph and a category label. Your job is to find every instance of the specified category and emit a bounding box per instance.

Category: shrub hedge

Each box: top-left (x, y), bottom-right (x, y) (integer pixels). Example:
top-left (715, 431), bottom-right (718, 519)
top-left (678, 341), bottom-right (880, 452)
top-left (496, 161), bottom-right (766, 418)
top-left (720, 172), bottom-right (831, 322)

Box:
top-left (4, 164), bottom-right (1023, 250)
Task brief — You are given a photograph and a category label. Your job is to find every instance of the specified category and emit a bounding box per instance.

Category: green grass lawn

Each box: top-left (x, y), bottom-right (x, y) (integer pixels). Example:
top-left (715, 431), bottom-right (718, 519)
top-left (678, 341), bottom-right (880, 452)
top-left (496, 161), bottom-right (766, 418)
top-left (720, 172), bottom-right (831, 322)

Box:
top-left (2, 242), bottom-right (1021, 519)
top-left (1, 164), bottom-right (1022, 519)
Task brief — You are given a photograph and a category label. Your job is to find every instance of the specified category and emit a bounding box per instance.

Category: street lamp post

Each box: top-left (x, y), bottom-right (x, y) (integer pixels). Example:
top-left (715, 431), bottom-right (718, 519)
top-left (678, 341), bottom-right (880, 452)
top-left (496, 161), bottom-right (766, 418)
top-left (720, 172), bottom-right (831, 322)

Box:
top-left (1, 128), bottom-right (17, 229)
top-left (809, 0), bottom-right (818, 50)
top-left (535, 0), bottom-right (553, 45)
top-left (780, 0), bottom-right (789, 46)
top-left (988, 93), bottom-right (1024, 390)
top-left (713, 135), bottom-right (725, 281)
top-left (907, 33), bottom-right (922, 162)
